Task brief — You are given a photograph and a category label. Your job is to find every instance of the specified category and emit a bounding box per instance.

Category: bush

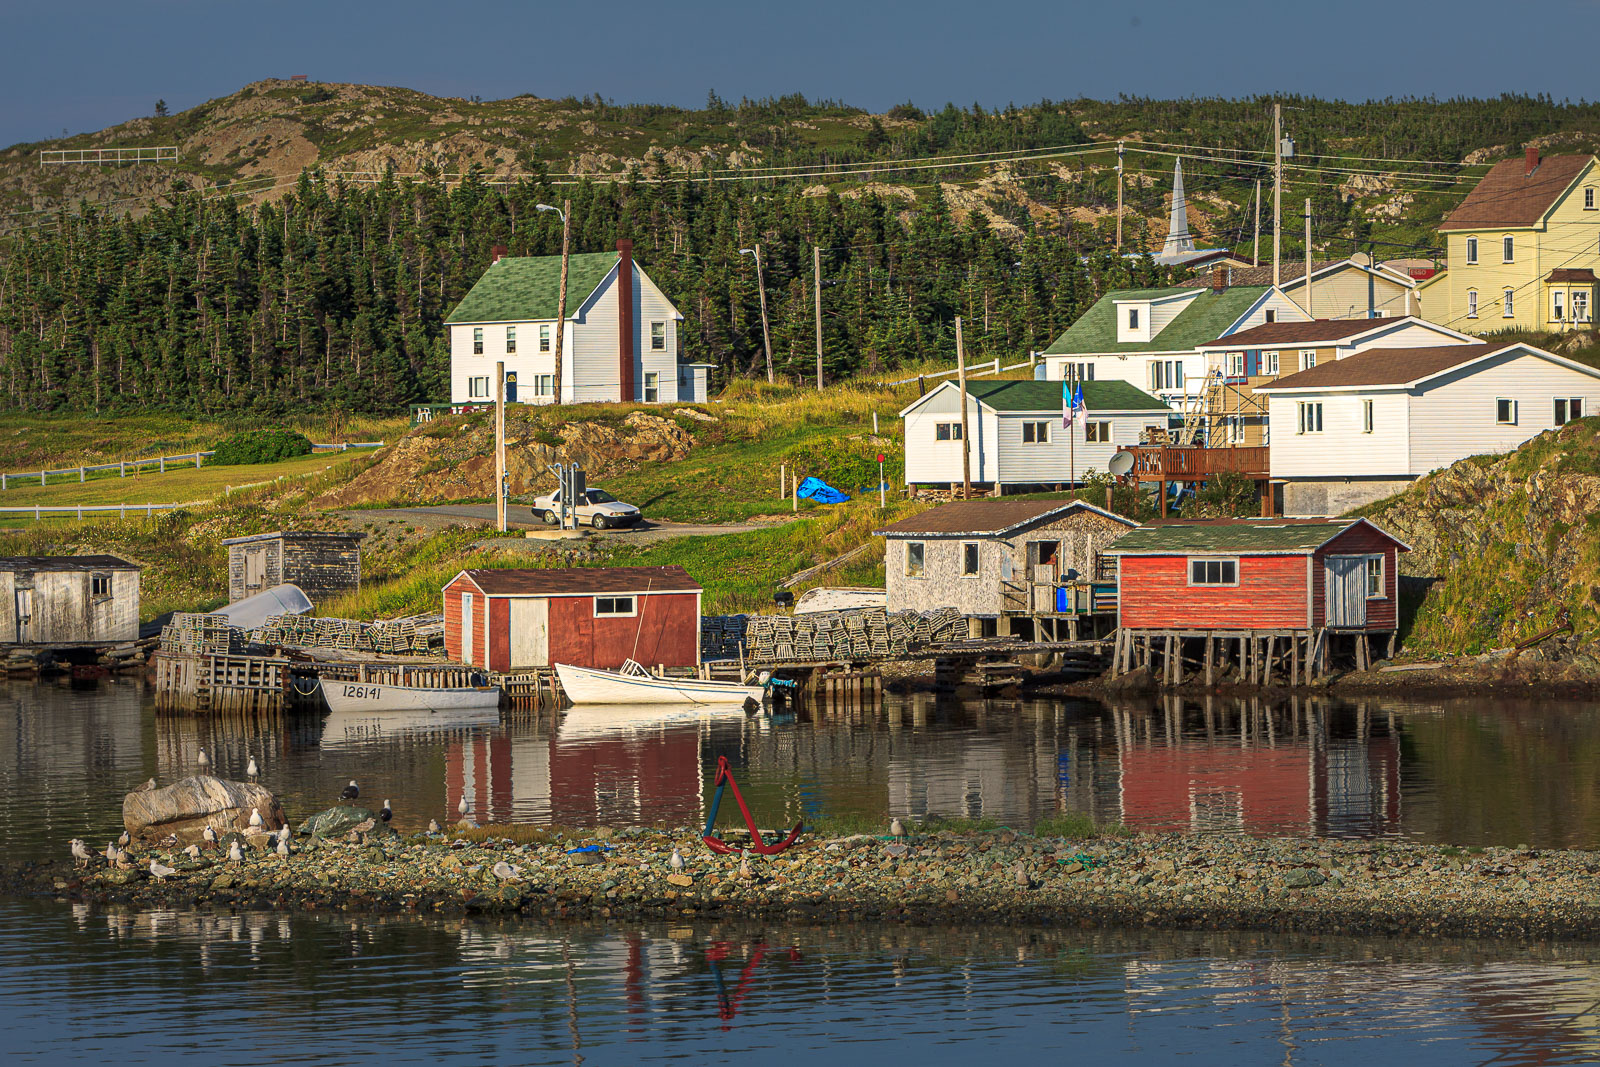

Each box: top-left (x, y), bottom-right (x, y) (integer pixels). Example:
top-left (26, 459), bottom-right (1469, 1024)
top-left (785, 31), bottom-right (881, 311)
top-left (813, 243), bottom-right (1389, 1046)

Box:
top-left (207, 429), bottom-right (314, 466)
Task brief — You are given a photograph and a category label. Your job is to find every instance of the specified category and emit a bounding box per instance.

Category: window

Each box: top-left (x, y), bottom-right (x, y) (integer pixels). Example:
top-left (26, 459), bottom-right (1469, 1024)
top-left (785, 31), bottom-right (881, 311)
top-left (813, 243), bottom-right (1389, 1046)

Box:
top-left (961, 542), bottom-right (980, 577)
top-left (1555, 398), bottom-right (1585, 425)
top-left (539, 325), bottom-right (551, 352)
top-left (468, 376), bottom-right (490, 398)
top-left (1299, 349), bottom-right (1318, 371)
top-left (1465, 236), bottom-right (1478, 264)
top-left (1226, 352), bottom-right (1245, 377)
top-left (1587, 187), bottom-right (1595, 210)
top-left (1150, 360), bottom-right (1184, 392)
top-left (1366, 556), bottom-right (1385, 599)
top-left (1264, 350), bottom-right (1279, 375)
top-left (1065, 362), bottom-right (1094, 381)
top-left (1577, 290), bottom-right (1591, 323)
top-left (1297, 402), bottom-right (1324, 434)
top-left (1554, 291), bottom-right (1565, 322)
top-left (91, 574), bottom-right (111, 598)
top-left (1362, 399), bottom-right (1374, 434)
top-left (594, 596), bottom-right (636, 617)
top-left (935, 422), bottom-right (962, 441)
top-left (651, 321), bottom-right (665, 350)
top-left (472, 327), bottom-right (484, 355)
top-left (1084, 421), bottom-right (1113, 443)
top-left (1467, 290), bottom-right (1478, 318)
top-left (1264, 309), bottom-right (1277, 324)
top-left (1503, 235), bottom-right (1515, 263)
top-left (531, 374), bottom-right (553, 397)
top-left (644, 371), bottom-right (660, 403)
top-left (1189, 558), bottom-right (1238, 586)
top-left (1503, 288), bottom-right (1515, 318)
top-left (1496, 397), bottom-right (1517, 425)
top-left (1127, 307), bottom-right (1140, 330)
top-left (1021, 421), bottom-right (1050, 444)
top-left (505, 326), bottom-right (516, 353)
top-left (905, 542), bottom-right (926, 578)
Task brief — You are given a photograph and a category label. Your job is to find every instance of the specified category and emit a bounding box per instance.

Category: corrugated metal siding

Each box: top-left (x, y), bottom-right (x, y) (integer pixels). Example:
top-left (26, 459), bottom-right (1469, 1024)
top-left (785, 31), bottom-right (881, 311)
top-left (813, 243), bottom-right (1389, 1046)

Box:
top-left (1408, 351), bottom-right (1600, 473)
top-left (1268, 392), bottom-right (1411, 478)
top-left (1118, 554), bottom-right (1311, 630)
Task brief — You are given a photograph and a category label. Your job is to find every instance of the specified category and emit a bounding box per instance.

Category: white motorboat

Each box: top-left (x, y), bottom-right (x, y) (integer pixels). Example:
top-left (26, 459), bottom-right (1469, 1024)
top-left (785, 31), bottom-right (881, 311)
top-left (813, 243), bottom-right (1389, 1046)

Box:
top-left (318, 677), bottom-right (502, 714)
top-left (554, 660), bottom-right (764, 706)
top-left (320, 704), bottom-right (501, 750)
top-left (556, 703), bottom-right (753, 741)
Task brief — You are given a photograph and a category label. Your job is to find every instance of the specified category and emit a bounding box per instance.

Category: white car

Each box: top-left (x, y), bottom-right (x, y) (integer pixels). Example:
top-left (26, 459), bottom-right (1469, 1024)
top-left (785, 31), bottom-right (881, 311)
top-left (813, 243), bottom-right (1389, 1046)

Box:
top-left (531, 487), bottom-right (642, 529)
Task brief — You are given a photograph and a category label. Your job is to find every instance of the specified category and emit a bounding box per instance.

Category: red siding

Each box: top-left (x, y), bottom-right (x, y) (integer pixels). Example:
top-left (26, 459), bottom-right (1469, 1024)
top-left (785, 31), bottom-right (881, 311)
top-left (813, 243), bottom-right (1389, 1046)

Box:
top-left (1119, 554), bottom-right (1310, 630)
top-left (548, 591), bottom-right (699, 669)
top-left (489, 597), bottom-right (510, 672)
top-left (549, 729), bottom-right (700, 826)
top-left (1311, 524), bottom-right (1401, 630)
top-left (442, 575), bottom-right (485, 665)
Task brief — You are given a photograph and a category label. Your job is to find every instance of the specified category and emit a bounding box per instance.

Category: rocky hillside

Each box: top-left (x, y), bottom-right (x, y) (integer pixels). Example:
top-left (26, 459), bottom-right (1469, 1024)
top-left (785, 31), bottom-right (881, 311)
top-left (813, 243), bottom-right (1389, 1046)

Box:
top-left (1363, 421), bottom-right (1600, 654)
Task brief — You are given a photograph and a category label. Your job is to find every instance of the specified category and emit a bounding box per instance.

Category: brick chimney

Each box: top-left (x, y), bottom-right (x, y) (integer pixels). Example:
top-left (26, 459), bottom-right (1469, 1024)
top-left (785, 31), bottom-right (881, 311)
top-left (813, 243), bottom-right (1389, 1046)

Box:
top-left (490, 244), bottom-right (508, 264)
top-left (1526, 145), bottom-right (1540, 176)
top-left (616, 239), bottom-right (635, 401)
top-left (1211, 265), bottom-right (1227, 294)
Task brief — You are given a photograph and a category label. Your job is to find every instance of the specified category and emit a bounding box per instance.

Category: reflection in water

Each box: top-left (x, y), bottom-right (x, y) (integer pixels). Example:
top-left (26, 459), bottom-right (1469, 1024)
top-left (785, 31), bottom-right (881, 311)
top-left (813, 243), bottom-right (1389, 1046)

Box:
top-left (11, 681), bottom-right (1600, 864)
top-left (9, 900), bottom-right (1600, 1065)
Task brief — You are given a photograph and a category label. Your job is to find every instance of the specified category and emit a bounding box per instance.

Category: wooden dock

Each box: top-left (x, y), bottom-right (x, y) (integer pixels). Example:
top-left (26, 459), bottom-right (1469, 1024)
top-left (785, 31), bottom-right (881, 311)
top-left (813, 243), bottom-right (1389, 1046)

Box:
top-left (153, 650), bottom-right (290, 714)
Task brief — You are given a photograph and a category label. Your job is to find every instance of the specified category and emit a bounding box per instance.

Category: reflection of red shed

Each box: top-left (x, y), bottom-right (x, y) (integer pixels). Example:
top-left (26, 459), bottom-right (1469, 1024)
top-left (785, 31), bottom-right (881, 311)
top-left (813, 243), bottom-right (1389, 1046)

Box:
top-left (442, 565), bottom-right (702, 671)
top-left (1107, 517), bottom-right (1408, 634)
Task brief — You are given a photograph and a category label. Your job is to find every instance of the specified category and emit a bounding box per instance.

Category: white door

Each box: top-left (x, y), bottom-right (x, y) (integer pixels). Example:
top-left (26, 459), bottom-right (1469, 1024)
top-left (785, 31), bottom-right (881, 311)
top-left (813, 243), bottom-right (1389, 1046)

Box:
top-left (508, 598), bottom-right (549, 668)
top-left (461, 592), bottom-right (475, 665)
top-left (1324, 556), bottom-right (1367, 628)
top-left (14, 589), bottom-right (31, 644)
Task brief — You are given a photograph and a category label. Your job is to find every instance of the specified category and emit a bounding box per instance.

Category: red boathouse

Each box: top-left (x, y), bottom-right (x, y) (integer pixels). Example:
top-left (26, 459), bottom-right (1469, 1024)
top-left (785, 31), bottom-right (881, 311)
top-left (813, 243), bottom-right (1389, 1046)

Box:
top-left (442, 565), bottom-right (702, 672)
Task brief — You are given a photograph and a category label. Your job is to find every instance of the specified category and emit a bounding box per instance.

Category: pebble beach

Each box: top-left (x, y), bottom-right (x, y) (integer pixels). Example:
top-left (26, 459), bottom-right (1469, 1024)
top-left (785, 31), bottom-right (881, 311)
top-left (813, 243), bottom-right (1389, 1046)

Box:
top-left (14, 825), bottom-right (1600, 942)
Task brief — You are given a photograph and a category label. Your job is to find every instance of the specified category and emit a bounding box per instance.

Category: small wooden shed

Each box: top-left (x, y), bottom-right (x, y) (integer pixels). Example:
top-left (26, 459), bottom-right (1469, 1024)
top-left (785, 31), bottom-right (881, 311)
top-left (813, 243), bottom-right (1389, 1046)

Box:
top-left (221, 530), bottom-right (365, 605)
top-left (0, 555), bottom-right (140, 646)
top-left (442, 565), bottom-right (703, 672)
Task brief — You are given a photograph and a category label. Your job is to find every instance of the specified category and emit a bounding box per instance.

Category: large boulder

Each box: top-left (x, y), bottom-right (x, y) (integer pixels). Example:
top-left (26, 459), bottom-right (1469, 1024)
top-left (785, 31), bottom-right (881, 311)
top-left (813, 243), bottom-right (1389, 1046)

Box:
top-left (122, 775), bottom-right (286, 845)
top-left (298, 804), bottom-right (379, 838)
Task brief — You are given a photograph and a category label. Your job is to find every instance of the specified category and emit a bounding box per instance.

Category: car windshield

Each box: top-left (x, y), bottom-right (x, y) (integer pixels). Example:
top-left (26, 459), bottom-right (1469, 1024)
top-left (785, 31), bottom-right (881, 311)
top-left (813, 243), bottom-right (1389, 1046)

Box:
top-left (586, 490), bottom-right (618, 504)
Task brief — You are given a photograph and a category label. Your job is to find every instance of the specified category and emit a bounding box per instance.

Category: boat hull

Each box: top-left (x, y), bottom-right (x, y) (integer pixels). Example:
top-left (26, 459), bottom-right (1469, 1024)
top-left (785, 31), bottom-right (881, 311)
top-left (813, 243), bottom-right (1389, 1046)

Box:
top-left (554, 663), bottom-right (763, 706)
top-left (319, 678), bottom-right (502, 713)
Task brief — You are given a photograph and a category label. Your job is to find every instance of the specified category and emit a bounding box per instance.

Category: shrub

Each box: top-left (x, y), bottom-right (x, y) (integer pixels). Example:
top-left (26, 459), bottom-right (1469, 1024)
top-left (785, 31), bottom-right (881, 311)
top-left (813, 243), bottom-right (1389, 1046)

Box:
top-left (208, 429), bottom-right (314, 466)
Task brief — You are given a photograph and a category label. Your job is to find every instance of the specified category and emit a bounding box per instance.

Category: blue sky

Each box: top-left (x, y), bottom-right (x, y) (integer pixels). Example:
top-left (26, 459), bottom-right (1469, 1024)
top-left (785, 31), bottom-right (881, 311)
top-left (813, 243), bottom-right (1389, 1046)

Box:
top-left (4, 0), bottom-right (1600, 148)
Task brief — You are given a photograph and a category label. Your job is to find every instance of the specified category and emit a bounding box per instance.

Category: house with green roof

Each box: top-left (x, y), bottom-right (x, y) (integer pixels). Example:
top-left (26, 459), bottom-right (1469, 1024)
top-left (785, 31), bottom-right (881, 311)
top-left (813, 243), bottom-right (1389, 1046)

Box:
top-left (897, 378), bottom-right (1172, 491)
top-left (445, 240), bottom-right (694, 407)
top-left (1038, 281), bottom-right (1307, 414)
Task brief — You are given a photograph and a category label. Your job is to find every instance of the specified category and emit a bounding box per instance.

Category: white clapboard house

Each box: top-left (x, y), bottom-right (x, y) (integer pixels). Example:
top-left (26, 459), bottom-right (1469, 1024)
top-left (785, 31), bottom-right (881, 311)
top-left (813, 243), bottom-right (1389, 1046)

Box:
top-left (900, 379), bottom-right (1171, 492)
top-left (444, 240), bottom-right (699, 406)
top-left (1257, 341), bottom-right (1600, 515)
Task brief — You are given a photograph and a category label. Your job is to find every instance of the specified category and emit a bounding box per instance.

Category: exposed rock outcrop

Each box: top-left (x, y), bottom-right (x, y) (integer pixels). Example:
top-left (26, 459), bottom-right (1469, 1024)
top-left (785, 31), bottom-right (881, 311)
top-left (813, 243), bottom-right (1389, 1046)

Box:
top-left (122, 775), bottom-right (286, 844)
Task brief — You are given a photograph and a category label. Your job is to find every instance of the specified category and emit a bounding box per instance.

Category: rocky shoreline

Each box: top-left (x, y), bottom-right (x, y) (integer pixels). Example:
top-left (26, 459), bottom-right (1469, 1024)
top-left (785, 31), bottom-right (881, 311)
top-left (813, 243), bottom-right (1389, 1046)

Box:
top-left (13, 826), bottom-right (1600, 943)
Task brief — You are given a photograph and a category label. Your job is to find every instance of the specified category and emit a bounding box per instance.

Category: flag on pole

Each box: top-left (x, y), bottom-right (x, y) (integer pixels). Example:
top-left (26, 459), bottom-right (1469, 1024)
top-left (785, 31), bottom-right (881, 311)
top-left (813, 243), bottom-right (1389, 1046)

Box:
top-left (1062, 379), bottom-right (1072, 427)
top-left (1072, 383), bottom-right (1086, 427)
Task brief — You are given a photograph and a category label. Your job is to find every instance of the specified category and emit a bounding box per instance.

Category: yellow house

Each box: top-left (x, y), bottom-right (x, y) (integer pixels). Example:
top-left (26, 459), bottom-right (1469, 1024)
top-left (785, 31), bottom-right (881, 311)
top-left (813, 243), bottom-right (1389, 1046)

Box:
top-left (1181, 255), bottom-right (1417, 319)
top-left (1423, 150), bottom-right (1600, 333)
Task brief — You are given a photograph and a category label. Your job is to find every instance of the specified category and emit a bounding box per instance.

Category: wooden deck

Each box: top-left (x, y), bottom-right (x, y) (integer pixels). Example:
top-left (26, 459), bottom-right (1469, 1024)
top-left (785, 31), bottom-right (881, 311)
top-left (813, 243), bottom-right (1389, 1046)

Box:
top-left (1120, 445), bottom-right (1269, 481)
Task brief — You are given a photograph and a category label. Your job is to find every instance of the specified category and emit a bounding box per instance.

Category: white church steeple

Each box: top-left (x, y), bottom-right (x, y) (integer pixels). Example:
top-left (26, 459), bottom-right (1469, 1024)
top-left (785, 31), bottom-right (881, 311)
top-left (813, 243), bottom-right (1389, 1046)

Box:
top-left (1160, 158), bottom-right (1195, 259)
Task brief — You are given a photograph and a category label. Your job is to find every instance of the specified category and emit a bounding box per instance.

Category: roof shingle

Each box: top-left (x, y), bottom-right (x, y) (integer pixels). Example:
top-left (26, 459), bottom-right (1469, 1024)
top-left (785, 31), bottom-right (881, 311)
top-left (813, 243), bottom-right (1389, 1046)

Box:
top-left (1042, 286), bottom-right (1271, 355)
top-left (460, 565), bottom-right (700, 596)
top-left (873, 499), bottom-right (1134, 538)
top-left (445, 253), bottom-right (620, 324)
top-left (962, 379), bottom-right (1170, 412)
top-left (1439, 155), bottom-right (1593, 231)
top-left (1105, 518), bottom-right (1360, 554)
top-left (1255, 343), bottom-right (1508, 390)
top-left (1201, 317), bottom-right (1406, 348)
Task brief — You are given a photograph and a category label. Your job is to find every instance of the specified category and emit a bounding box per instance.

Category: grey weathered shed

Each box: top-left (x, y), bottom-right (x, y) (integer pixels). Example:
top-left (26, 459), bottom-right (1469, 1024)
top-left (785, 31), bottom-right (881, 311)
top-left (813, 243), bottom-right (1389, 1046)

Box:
top-left (0, 555), bottom-right (140, 646)
top-left (874, 499), bottom-right (1136, 636)
top-left (220, 531), bottom-right (365, 605)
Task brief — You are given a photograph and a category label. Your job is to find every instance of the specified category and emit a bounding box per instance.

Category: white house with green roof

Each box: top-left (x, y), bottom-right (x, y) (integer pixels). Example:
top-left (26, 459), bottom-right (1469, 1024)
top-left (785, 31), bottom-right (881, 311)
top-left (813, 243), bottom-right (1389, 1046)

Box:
top-left (898, 379), bottom-right (1172, 492)
top-left (445, 240), bottom-right (688, 406)
top-left (1038, 282), bottom-right (1308, 412)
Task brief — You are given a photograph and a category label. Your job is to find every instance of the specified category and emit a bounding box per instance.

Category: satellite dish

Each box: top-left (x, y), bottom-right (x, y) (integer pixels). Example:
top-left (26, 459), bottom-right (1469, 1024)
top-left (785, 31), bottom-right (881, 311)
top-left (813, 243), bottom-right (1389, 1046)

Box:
top-left (1107, 450), bottom-right (1135, 477)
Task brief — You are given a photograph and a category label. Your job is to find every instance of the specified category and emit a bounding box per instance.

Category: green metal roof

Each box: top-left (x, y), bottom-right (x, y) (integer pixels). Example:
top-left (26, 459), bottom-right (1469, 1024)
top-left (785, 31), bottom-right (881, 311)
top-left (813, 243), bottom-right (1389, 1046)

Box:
top-left (965, 379), bottom-right (1170, 412)
top-left (445, 252), bottom-right (619, 324)
top-left (1042, 285), bottom-right (1271, 356)
top-left (1105, 519), bottom-right (1358, 554)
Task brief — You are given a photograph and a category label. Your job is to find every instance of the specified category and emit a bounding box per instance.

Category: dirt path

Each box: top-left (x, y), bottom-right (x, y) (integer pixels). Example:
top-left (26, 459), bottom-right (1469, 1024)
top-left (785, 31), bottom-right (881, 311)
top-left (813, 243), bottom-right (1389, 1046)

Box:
top-left (341, 504), bottom-right (787, 545)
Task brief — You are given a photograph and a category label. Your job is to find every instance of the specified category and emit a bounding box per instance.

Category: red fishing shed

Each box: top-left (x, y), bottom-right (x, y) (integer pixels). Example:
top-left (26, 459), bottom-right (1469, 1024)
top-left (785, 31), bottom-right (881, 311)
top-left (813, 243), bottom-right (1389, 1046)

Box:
top-left (442, 565), bottom-right (702, 672)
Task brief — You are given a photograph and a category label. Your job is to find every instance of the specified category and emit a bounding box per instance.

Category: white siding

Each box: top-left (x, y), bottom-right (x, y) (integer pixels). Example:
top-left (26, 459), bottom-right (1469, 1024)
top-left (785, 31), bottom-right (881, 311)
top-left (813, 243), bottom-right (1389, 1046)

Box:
top-left (636, 269), bottom-right (681, 404)
top-left (993, 412), bottom-right (1162, 485)
top-left (1148, 293), bottom-right (1201, 338)
top-left (1042, 351), bottom-right (1207, 411)
top-left (569, 268), bottom-right (624, 403)
top-left (450, 319), bottom-right (572, 405)
top-left (901, 388), bottom-right (997, 484)
top-left (1407, 352), bottom-right (1600, 473)
top-left (1267, 392), bottom-right (1411, 479)
top-left (1343, 321), bottom-right (1472, 351)
top-left (1232, 290), bottom-right (1313, 330)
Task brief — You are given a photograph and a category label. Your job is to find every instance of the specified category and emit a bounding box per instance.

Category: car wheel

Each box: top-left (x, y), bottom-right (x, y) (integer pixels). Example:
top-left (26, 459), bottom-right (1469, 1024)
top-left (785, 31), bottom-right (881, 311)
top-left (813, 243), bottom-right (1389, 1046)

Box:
top-left (591, 514), bottom-right (605, 529)
top-left (542, 509), bottom-right (558, 525)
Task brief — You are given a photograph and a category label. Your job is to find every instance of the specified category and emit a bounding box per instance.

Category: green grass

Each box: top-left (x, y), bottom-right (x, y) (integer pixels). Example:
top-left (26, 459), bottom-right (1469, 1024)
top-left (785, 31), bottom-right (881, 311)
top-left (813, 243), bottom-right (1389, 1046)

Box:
top-left (0, 451), bottom-right (367, 509)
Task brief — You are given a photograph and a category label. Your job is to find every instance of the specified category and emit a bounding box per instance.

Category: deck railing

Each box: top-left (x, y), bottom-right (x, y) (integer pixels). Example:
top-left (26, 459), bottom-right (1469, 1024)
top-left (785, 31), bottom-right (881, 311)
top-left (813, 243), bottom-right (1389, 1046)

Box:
top-left (1117, 445), bottom-right (1269, 481)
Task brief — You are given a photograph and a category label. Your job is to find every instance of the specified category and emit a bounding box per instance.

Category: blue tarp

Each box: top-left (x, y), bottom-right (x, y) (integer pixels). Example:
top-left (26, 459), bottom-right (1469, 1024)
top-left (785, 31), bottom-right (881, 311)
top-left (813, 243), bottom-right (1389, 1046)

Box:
top-left (796, 476), bottom-right (849, 504)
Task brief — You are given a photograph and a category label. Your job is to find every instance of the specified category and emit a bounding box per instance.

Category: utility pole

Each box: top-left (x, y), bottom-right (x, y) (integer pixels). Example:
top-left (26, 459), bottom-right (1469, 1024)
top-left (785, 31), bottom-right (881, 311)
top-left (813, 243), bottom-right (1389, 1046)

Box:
top-left (739, 244), bottom-right (774, 383)
top-left (1253, 179), bottom-right (1262, 266)
top-left (1273, 103), bottom-right (1282, 288)
top-left (956, 316), bottom-right (971, 501)
top-left (1115, 141), bottom-right (1125, 250)
top-left (538, 200), bottom-right (572, 405)
top-left (813, 244), bottom-right (824, 391)
top-left (1305, 197), bottom-right (1314, 319)
top-left (494, 360), bottom-right (506, 533)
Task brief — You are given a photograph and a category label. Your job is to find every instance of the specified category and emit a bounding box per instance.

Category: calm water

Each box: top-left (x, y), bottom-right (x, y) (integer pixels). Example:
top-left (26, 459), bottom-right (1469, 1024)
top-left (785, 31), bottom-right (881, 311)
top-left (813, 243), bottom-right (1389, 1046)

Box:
top-left (7, 679), bottom-right (1600, 1062)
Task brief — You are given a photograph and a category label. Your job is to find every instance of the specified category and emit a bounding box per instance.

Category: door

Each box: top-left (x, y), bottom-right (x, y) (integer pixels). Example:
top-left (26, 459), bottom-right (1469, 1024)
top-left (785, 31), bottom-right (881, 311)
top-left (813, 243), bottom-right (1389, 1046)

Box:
top-left (508, 598), bottom-right (549, 668)
top-left (14, 588), bottom-right (31, 644)
top-left (461, 592), bottom-right (475, 665)
top-left (1324, 556), bottom-right (1367, 628)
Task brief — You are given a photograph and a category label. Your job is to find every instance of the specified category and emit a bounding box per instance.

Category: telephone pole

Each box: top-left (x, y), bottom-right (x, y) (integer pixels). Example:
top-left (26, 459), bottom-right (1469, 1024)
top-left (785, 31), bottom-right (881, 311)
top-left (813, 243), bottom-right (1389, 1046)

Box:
top-left (537, 200), bottom-right (572, 404)
top-left (1273, 103), bottom-right (1282, 287)
top-left (956, 317), bottom-right (971, 500)
top-left (741, 244), bottom-right (774, 383)
top-left (813, 244), bottom-right (824, 391)
top-left (1305, 197), bottom-right (1314, 318)
top-left (494, 360), bottom-right (507, 533)
top-left (1115, 141), bottom-right (1125, 250)
top-left (1253, 179), bottom-right (1262, 266)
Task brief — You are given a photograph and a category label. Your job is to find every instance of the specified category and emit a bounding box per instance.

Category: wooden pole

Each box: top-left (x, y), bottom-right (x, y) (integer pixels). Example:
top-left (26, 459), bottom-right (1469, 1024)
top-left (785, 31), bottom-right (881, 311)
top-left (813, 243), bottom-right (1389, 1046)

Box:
top-left (1305, 197), bottom-right (1314, 318)
top-left (813, 244), bottom-right (825, 391)
top-left (495, 360), bottom-right (506, 532)
top-left (1273, 103), bottom-right (1282, 288)
top-left (1253, 179), bottom-right (1261, 267)
top-left (1115, 141), bottom-right (1125, 250)
top-left (552, 199), bottom-right (571, 406)
top-left (956, 316), bottom-right (971, 500)
top-left (754, 243), bottom-right (774, 384)
top-left (1205, 636), bottom-right (1214, 687)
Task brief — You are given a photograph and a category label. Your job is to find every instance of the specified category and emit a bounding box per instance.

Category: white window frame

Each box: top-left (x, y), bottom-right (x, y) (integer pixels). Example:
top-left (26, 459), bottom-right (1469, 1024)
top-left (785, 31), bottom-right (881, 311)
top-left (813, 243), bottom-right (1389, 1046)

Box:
top-left (1554, 290), bottom-right (1565, 322)
top-left (1586, 187), bottom-right (1595, 210)
top-left (935, 422), bottom-right (963, 442)
top-left (651, 321), bottom-right (666, 351)
top-left (1576, 290), bottom-right (1591, 323)
top-left (1467, 289), bottom-right (1478, 318)
top-left (1021, 421), bottom-right (1050, 444)
top-left (1297, 401), bottom-right (1324, 434)
top-left (594, 595), bottom-right (637, 618)
top-left (905, 542), bottom-right (926, 578)
top-left (643, 371), bottom-right (660, 403)
top-left (1226, 352), bottom-right (1245, 377)
top-left (472, 327), bottom-right (484, 355)
top-left (1264, 351), bottom-right (1279, 375)
top-left (1555, 397), bottom-right (1585, 425)
top-left (1299, 349), bottom-right (1318, 371)
top-left (960, 542), bottom-right (980, 577)
top-left (468, 376), bottom-right (490, 398)
top-left (1127, 307), bottom-right (1140, 331)
top-left (1084, 420), bottom-right (1113, 443)
top-left (1188, 557), bottom-right (1239, 587)
top-left (91, 573), bottom-right (111, 599)
top-left (1465, 236), bottom-right (1478, 265)
top-left (505, 326), bottom-right (516, 353)
top-left (1365, 555), bottom-right (1385, 600)
top-left (1264, 309), bottom-right (1277, 324)
top-left (1502, 235), bottom-right (1515, 263)
top-left (539, 325), bottom-right (551, 352)
top-left (1362, 398), bottom-right (1374, 434)
top-left (1496, 397), bottom-right (1517, 425)
top-left (1503, 288), bottom-right (1515, 318)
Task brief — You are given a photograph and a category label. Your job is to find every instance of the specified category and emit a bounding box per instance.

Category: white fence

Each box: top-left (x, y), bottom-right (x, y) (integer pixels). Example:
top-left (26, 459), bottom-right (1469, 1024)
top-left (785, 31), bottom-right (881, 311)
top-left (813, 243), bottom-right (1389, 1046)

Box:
top-left (0, 503), bottom-right (190, 521)
top-left (878, 355), bottom-right (1039, 388)
top-left (0, 442), bottom-right (385, 489)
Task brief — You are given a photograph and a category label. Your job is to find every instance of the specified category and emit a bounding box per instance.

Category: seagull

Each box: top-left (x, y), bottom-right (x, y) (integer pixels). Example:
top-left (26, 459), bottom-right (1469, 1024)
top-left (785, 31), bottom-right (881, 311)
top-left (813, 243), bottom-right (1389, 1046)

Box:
top-left (70, 839), bottom-right (93, 868)
top-left (228, 840), bottom-right (244, 866)
top-left (458, 796), bottom-right (471, 817)
top-left (149, 859), bottom-right (177, 880)
top-left (202, 825), bottom-right (218, 850)
top-left (890, 817), bottom-right (907, 840)
top-left (197, 747), bottom-right (210, 771)
top-left (427, 819), bottom-right (442, 835)
top-left (246, 756), bottom-right (259, 782)
top-left (276, 825), bottom-right (292, 846)
top-left (104, 841), bottom-right (119, 864)
top-left (669, 848), bottom-right (685, 872)
top-left (340, 780), bottom-right (360, 801)
top-left (1013, 864), bottom-right (1032, 888)
top-left (738, 849), bottom-right (753, 881)
top-left (276, 837), bottom-right (292, 860)
top-left (379, 800), bottom-right (392, 823)
top-left (492, 860), bottom-right (521, 881)
top-left (248, 807), bottom-right (264, 831)
top-left (183, 844), bottom-right (201, 860)
top-left (117, 830), bottom-right (130, 849)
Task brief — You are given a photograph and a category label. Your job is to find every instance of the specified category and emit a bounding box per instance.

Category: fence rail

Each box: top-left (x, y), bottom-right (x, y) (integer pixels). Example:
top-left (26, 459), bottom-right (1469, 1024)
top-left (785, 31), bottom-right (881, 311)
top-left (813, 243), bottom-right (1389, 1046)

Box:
top-left (879, 355), bottom-right (1039, 389)
top-left (0, 442), bottom-right (384, 489)
top-left (0, 503), bottom-right (191, 520)
top-left (40, 146), bottom-right (179, 166)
